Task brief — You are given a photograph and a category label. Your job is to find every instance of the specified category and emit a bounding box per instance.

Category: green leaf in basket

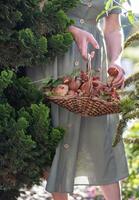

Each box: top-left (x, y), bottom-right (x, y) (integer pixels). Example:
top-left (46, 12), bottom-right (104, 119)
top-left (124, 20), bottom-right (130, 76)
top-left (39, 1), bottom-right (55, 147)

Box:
top-left (42, 77), bottom-right (53, 85)
top-left (70, 68), bottom-right (80, 77)
top-left (100, 92), bottom-right (111, 101)
top-left (51, 78), bottom-right (63, 87)
top-left (45, 91), bottom-right (53, 96)
top-left (42, 77), bottom-right (63, 88)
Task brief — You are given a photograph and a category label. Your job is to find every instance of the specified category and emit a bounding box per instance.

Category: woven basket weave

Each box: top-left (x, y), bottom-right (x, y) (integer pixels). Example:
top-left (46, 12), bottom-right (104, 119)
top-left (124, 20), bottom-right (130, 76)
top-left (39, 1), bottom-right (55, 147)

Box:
top-left (46, 95), bottom-right (120, 116)
top-left (44, 54), bottom-right (120, 117)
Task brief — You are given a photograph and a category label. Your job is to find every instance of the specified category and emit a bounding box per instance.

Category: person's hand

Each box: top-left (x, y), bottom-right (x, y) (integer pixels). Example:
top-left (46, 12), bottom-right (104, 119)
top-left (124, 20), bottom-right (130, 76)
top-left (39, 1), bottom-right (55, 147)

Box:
top-left (108, 64), bottom-right (125, 89)
top-left (68, 25), bottom-right (99, 60)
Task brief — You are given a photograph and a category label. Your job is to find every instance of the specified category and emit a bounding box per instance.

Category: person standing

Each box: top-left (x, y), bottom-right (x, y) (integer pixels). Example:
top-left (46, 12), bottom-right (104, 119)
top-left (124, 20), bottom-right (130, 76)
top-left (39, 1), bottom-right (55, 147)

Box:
top-left (27, 1), bottom-right (129, 199)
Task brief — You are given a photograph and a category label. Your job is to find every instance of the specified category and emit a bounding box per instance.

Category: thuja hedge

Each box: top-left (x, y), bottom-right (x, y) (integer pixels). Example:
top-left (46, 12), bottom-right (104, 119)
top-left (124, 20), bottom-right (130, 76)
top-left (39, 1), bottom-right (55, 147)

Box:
top-left (0, 0), bottom-right (79, 67)
top-left (0, 69), bottom-right (65, 198)
top-left (0, 0), bottom-right (79, 197)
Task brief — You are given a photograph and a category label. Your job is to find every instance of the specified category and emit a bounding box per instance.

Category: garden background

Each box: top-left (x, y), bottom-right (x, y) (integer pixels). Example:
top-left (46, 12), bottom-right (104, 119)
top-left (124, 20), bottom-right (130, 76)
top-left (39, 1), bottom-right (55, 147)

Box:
top-left (0, 0), bottom-right (139, 200)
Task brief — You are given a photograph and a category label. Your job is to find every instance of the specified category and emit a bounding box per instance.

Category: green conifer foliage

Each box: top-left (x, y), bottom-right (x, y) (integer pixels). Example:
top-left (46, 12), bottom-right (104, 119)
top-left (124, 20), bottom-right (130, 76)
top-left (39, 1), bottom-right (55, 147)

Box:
top-left (0, 0), bottom-right (79, 67)
top-left (0, 1), bottom-right (79, 195)
top-left (0, 69), bottom-right (65, 192)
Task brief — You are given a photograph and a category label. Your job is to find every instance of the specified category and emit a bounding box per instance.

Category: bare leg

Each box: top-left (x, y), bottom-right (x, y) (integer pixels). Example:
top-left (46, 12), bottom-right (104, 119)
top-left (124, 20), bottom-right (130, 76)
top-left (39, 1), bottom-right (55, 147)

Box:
top-left (100, 182), bottom-right (122, 200)
top-left (43, 170), bottom-right (69, 200)
top-left (52, 193), bottom-right (69, 200)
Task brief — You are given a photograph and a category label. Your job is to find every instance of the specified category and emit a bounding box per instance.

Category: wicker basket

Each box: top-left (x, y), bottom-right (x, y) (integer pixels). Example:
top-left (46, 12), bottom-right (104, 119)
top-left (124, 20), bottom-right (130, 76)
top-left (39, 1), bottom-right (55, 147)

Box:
top-left (44, 54), bottom-right (120, 117)
top-left (46, 95), bottom-right (120, 116)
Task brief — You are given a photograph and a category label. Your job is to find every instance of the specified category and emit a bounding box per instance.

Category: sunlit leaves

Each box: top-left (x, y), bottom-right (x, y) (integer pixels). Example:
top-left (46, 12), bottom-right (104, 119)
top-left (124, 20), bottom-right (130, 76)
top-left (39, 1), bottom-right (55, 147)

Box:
top-left (105, 0), bottom-right (113, 10)
top-left (127, 10), bottom-right (135, 25)
top-left (97, 0), bottom-right (136, 25)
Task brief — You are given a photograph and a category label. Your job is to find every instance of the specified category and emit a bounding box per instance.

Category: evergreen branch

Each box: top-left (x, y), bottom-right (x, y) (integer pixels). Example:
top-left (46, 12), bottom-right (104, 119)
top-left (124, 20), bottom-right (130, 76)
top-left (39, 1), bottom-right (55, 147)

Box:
top-left (124, 109), bottom-right (139, 120)
top-left (123, 137), bottom-right (139, 144)
top-left (113, 109), bottom-right (139, 147)
top-left (124, 71), bottom-right (139, 87)
top-left (112, 118), bottom-right (127, 147)
top-left (124, 32), bottom-right (139, 49)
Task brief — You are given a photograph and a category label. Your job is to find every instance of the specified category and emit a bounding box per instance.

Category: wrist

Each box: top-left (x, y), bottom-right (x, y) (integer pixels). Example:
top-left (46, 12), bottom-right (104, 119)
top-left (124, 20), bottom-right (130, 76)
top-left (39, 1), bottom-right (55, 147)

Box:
top-left (68, 25), bottom-right (80, 35)
top-left (109, 57), bottom-right (121, 66)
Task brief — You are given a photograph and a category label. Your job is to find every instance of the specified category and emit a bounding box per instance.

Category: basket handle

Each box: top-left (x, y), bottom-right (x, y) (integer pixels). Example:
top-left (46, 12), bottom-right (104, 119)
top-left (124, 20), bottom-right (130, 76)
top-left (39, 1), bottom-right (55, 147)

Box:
top-left (87, 52), bottom-right (95, 93)
top-left (87, 51), bottom-right (96, 75)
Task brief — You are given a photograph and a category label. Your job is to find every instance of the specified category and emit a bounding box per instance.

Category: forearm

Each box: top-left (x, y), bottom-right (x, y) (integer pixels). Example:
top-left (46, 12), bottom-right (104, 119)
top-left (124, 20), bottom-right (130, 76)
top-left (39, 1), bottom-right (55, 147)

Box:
top-left (104, 28), bottom-right (124, 66)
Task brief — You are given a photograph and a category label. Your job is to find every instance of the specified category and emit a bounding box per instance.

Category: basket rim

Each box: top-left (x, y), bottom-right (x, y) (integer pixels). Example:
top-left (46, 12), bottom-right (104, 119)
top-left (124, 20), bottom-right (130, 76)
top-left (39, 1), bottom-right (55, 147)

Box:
top-left (45, 94), bottom-right (120, 105)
